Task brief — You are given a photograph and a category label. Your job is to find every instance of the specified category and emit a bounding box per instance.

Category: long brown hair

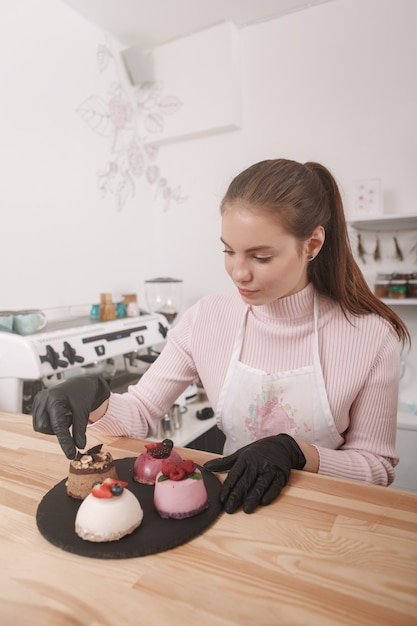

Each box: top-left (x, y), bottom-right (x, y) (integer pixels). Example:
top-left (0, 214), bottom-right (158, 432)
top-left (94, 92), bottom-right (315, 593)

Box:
top-left (221, 159), bottom-right (410, 346)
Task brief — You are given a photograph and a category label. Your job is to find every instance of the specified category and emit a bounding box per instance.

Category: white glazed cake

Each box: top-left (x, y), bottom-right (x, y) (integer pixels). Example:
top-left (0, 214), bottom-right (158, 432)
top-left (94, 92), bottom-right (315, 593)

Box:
top-left (75, 478), bottom-right (143, 542)
top-left (153, 460), bottom-right (209, 519)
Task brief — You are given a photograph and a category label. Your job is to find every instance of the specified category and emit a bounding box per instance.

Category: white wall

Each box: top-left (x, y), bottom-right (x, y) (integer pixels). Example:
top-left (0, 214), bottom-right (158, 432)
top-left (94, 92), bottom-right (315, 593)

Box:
top-left (155, 0), bottom-right (417, 308)
top-left (1, 0), bottom-right (416, 316)
top-left (0, 0), bottom-right (157, 311)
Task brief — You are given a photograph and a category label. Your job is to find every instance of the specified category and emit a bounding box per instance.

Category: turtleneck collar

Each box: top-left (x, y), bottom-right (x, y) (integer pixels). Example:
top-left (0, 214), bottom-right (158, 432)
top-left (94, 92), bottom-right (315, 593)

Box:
top-left (249, 283), bottom-right (316, 322)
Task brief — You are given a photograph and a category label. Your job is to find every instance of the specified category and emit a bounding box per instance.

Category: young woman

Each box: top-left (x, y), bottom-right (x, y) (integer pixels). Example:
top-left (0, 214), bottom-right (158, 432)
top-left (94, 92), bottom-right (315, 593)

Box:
top-left (33, 159), bottom-right (409, 514)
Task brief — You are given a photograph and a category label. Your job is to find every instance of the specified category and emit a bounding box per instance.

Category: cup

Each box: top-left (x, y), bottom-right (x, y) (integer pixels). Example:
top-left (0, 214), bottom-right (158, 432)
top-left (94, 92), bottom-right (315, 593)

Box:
top-left (157, 414), bottom-right (173, 438)
top-left (89, 304), bottom-right (100, 320)
top-left (0, 311), bottom-right (14, 332)
top-left (115, 301), bottom-right (127, 318)
top-left (127, 301), bottom-right (139, 317)
top-left (168, 404), bottom-right (186, 430)
top-left (13, 310), bottom-right (47, 335)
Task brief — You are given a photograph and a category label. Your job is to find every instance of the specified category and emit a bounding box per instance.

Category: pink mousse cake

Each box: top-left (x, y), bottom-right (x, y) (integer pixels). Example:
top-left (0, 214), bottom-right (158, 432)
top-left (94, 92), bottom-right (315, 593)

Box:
top-left (154, 460), bottom-right (209, 519)
top-left (133, 439), bottom-right (182, 485)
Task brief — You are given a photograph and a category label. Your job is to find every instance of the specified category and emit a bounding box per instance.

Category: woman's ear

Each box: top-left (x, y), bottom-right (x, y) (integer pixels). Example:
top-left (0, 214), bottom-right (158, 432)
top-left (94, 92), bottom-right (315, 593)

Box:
top-left (306, 226), bottom-right (325, 259)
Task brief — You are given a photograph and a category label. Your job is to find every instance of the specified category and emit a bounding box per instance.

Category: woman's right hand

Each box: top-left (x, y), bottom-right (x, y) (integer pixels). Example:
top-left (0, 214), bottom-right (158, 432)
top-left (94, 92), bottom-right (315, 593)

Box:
top-left (32, 376), bottom-right (110, 459)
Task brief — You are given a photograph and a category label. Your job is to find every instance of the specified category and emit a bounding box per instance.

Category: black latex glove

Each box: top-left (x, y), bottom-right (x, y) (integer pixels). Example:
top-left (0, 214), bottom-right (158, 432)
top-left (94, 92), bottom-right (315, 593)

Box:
top-left (32, 376), bottom-right (110, 459)
top-left (204, 434), bottom-right (306, 514)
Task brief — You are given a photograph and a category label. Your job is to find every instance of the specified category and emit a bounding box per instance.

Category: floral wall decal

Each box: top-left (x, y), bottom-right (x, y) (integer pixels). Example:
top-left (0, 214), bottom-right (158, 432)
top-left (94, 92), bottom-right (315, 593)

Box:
top-left (76, 38), bottom-right (187, 212)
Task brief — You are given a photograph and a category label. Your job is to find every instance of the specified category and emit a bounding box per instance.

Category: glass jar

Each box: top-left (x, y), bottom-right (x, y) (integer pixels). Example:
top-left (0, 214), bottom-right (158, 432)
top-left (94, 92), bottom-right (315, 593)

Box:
top-left (374, 280), bottom-right (390, 298)
top-left (407, 280), bottom-right (417, 298)
top-left (388, 281), bottom-right (407, 299)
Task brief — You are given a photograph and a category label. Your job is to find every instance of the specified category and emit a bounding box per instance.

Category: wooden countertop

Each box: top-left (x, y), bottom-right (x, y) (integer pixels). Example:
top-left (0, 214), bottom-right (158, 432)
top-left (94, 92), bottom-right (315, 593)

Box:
top-left (1, 411), bottom-right (417, 626)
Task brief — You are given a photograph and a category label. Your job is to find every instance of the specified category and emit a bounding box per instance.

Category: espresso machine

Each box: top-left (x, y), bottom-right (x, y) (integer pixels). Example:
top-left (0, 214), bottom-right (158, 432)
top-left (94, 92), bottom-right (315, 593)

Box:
top-left (0, 305), bottom-right (169, 414)
top-left (0, 286), bottom-right (223, 454)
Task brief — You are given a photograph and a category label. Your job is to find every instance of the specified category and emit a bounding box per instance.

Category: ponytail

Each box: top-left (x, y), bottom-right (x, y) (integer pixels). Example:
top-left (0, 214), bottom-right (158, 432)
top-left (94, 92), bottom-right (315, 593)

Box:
top-left (307, 162), bottom-right (409, 346)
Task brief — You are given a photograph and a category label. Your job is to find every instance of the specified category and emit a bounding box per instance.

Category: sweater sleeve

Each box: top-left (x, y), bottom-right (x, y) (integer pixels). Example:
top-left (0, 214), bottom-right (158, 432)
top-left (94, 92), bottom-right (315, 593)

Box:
top-left (316, 327), bottom-right (401, 486)
top-left (88, 303), bottom-right (200, 439)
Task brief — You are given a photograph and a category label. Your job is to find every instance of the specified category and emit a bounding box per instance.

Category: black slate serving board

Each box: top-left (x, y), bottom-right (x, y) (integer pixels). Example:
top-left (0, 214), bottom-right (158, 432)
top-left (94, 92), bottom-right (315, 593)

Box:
top-left (36, 457), bottom-right (222, 559)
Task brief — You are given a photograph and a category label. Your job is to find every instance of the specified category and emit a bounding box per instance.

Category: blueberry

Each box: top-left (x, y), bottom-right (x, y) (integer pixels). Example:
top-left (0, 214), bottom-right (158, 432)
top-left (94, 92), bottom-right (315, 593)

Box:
top-left (162, 439), bottom-right (174, 449)
top-left (110, 483), bottom-right (124, 496)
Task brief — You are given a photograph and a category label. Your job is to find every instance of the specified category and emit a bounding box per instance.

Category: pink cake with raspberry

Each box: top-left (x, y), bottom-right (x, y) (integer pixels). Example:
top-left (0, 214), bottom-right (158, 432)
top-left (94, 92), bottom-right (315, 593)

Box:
top-left (133, 439), bottom-right (182, 485)
top-left (154, 460), bottom-right (209, 519)
top-left (75, 478), bottom-right (143, 542)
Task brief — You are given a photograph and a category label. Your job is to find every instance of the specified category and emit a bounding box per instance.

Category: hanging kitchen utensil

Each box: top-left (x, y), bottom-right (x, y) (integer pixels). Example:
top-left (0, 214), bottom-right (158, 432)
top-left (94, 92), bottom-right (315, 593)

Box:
top-left (357, 233), bottom-right (367, 263)
top-left (393, 235), bottom-right (404, 262)
top-left (373, 234), bottom-right (381, 262)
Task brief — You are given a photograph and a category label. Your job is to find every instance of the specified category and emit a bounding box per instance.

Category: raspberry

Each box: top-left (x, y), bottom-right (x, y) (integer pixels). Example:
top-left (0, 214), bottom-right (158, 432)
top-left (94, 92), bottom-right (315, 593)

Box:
top-left (169, 467), bottom-right (186, 481)
top-left (179, 460), bottom-right (196, 474)
top-left (162, 462), bottom-right (176, 476)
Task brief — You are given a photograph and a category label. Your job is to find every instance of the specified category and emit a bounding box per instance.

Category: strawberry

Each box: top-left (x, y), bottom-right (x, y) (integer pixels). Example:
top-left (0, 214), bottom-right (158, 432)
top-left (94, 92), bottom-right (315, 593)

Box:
top-left (144, 442), bottom-right (160, 451)
top-left (103, 478), bottom-right (128, 488)
top-left (91, 478), bottom-right (128, 498)
top-left (92, 482), bottom-right (112, 498)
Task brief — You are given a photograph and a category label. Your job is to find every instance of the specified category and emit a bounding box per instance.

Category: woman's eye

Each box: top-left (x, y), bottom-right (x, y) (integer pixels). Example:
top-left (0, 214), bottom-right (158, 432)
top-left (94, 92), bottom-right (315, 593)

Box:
top-left (222, 249), bottom-right (234, 256)
top-left (253, 256), bottom-right (272, 263)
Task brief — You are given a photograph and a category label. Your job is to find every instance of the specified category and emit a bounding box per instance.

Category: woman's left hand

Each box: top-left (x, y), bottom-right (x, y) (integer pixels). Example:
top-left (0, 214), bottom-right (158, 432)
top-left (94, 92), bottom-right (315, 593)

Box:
top-left (204, 434), bottom-right (306, 514)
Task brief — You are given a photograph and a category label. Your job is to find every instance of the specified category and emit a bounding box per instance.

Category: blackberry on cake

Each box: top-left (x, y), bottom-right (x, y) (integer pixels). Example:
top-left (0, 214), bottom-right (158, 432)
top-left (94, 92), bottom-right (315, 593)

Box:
top-left (133, 439), bottom-right (182, 485)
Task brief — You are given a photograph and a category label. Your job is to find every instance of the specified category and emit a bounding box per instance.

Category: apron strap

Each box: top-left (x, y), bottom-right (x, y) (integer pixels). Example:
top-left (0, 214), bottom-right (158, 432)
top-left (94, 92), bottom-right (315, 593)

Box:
top-left (312, 291), bottom-right (320, 368)
top-left (215, 305), bottom-right (249, 423)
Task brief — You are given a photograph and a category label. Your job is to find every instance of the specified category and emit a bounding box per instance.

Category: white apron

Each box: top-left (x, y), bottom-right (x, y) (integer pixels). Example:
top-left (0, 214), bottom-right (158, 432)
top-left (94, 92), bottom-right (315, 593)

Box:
top-left (216, 292), bottom-right (344, 455)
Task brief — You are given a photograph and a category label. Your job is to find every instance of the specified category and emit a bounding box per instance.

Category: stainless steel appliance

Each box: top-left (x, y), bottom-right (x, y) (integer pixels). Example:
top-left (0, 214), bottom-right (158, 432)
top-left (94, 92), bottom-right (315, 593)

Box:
top-left (0, 307), bottom-right (169, 413)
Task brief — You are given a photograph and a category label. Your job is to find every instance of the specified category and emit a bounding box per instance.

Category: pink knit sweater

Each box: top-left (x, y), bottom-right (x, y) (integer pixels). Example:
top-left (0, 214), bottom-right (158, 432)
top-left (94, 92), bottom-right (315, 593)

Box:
top-left (90, 283), bottom-right (400, 486)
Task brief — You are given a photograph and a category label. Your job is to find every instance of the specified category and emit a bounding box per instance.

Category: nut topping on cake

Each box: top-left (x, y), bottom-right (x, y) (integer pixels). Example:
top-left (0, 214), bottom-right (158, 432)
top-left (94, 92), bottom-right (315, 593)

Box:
top-left (66, 444), bottom-right (118, 499)
top-left (69, 444), bottom-right (114, 473)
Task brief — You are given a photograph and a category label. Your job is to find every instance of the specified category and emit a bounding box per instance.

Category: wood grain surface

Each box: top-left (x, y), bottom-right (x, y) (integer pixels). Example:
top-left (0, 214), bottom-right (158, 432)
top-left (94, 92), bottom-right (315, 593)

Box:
top-left (1, 411), bottom-right (416, 626)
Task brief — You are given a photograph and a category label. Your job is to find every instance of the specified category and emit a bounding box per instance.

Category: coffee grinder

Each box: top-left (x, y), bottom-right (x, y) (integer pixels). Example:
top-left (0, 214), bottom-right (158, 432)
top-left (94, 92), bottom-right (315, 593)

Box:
top-left (145, 277), bottom-right (183, 324)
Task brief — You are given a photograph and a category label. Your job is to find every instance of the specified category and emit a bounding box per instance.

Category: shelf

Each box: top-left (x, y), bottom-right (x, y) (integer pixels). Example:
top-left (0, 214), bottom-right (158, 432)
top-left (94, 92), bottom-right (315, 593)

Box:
top-left (348, 214), bottom-right (417, 231)
top-left (380, 298), bottom-right (417, 306)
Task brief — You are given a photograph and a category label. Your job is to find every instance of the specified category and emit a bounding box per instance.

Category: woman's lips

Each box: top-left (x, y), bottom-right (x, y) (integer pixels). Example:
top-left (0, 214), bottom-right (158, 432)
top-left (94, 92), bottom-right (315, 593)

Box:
top-left (238, 288), bottom-right (259, 298)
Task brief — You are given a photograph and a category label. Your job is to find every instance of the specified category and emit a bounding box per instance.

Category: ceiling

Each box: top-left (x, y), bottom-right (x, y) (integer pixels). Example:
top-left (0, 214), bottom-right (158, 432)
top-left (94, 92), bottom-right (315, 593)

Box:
top-left (62, 0), bottom-right (333, 47)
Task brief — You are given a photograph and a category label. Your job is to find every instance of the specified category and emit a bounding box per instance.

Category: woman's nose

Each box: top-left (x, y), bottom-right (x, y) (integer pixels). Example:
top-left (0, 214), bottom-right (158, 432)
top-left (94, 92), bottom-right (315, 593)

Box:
top-left (231, 258), bottom-right (251, 283)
